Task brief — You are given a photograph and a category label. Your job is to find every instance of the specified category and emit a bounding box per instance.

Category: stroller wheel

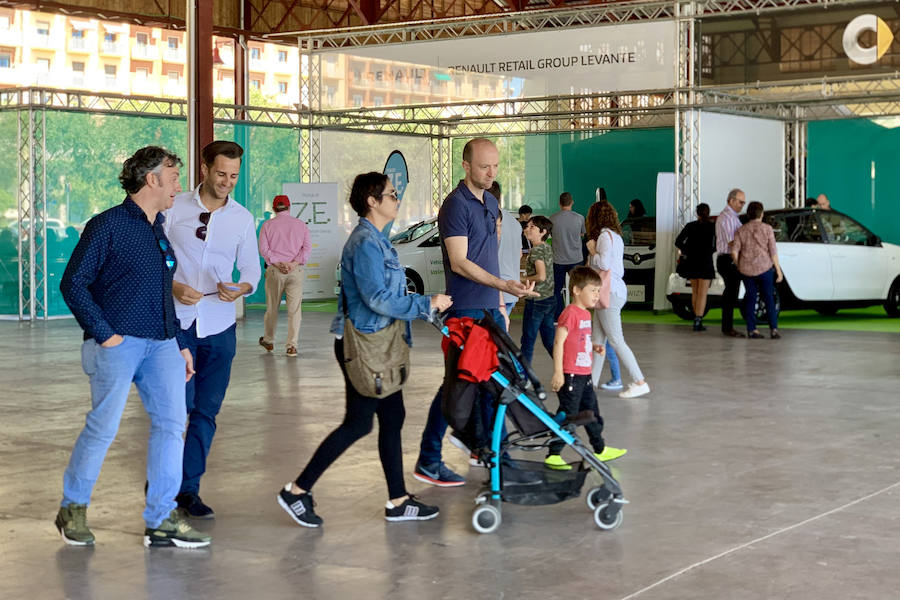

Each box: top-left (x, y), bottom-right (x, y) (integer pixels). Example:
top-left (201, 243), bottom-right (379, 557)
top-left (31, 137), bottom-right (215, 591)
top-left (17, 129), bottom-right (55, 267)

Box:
top-left (472, 504), bottom-right (502, 534)
top-left (593, 502), bottom-right (623, 530)
top-left (585, 486), bottom-right (612, 511)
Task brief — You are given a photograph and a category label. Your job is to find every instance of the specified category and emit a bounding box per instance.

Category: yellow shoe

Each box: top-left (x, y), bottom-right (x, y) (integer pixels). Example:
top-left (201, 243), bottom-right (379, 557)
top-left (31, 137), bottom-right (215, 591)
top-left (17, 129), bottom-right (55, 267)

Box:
top-left (595, 447), bottom-right (627, 462)
top-left (544, 455), bottom-right (572, 471)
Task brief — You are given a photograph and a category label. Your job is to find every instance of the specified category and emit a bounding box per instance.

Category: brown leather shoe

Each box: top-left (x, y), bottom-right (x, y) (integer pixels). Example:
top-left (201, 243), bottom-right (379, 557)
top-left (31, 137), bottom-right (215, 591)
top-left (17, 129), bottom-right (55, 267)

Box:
top-left (258, 337), bottom-right (274, 352)
top-left (286, 346), bottom-right (298, 357)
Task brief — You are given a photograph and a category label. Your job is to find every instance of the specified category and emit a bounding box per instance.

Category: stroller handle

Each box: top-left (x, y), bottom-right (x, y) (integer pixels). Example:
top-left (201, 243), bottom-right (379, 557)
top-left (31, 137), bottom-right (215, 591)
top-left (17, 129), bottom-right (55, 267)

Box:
top-left (430, 309), bottom-right (547, 401)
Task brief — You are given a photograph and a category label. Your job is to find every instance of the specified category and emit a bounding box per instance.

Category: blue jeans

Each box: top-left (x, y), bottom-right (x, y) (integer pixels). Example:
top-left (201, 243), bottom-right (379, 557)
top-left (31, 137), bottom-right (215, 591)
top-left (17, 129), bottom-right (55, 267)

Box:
top-left (605, 340), bottom-right (621, 382)
top-left (62, 336), bottom-right (186, 527)
top-left (180, 323), bottom-right (237, 496)
top-left (418, 308), bottom-right (505, 467)
top-left (520, 296), bottom-right (555, 365)
top-left (743, 267), bottom-right (778, 332)
top-left (553, 262), bottom-right (580, 320)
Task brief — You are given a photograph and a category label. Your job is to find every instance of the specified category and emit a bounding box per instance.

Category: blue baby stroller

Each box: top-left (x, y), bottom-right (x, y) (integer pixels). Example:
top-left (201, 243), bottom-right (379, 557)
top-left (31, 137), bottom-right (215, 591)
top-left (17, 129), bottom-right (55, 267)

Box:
top-left (435, 312), bottom-right (627, 534)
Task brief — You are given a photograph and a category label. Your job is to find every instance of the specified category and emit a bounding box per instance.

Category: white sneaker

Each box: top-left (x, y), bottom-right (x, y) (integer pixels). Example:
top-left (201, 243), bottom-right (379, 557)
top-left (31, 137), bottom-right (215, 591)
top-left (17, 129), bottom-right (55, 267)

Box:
top-left (619, 382), bottom-right (650, 399)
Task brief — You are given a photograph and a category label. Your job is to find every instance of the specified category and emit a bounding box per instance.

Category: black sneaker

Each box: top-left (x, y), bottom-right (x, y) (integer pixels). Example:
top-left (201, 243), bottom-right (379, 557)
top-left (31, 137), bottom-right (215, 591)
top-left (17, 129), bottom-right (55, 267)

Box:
top-left (384, 495), bottom-right (439, 522)
top-left (176, 492), bottom-right (215, 519)
top-left (276, 483), bottom-right (323, 528)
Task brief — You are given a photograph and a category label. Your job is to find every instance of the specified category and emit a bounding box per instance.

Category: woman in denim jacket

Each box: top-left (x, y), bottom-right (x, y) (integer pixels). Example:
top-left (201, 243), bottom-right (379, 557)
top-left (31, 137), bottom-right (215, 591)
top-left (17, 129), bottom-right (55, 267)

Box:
top-left (277, 172), bottom-right (453, 527)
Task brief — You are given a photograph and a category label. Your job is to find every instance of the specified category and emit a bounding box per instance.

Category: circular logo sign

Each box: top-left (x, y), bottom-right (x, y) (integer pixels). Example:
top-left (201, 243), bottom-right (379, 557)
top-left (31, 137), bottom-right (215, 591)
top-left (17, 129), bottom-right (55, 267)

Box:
top-left (843, 14), bottom-right (894, 65)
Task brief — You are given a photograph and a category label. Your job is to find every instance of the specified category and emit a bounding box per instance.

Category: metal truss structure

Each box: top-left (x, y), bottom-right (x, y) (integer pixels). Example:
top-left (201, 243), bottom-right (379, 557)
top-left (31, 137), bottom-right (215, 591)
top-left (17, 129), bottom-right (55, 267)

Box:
top-left (16, 107), bottom-right (47, 321)
top-left (5, 0), bottom-right (900, 319)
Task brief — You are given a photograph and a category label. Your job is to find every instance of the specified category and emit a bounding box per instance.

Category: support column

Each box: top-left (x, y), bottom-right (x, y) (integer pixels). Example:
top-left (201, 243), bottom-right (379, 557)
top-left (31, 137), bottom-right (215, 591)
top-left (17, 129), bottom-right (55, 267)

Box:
top-left (674, 0), bottom-right (700, 229)
top-left (783, 108), bottom-right (807, 209)
top-left (187, 0), bottom-right (214, 187)
top-left (16, 102), bottom-right (47, 321)
top-left (300, 38), bottom-right (321, 183)
top-left (431, 133), bottom-right (451, 210)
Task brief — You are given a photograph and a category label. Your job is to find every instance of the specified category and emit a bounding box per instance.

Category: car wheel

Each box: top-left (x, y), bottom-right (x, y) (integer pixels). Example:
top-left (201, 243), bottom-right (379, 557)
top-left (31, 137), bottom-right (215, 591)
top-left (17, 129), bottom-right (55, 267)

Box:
top-left (405, 269), bottom-right (424, 295)
top-left (885, 276), bottom-right (900, 317)
top-left (741, 288), bottom-right (781, 322)
top-left (670, 299), bottom-right (695, 321)
top-left (670, 298), bottom-right (709, 320)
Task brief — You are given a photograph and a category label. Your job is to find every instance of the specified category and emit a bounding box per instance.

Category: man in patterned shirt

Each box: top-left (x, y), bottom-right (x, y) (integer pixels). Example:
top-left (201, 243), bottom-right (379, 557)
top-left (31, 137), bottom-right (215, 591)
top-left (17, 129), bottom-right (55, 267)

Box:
top-left (56, 146), bottom-right (210, 548)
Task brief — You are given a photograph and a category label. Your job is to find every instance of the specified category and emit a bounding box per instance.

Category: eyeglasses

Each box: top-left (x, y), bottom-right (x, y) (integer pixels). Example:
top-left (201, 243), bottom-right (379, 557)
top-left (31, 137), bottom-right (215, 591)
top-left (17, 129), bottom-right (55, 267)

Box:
top-left (381, 190), bottom-right (399, 202)
top-left (157, 237), bottom-right (176, 270)
top-left (196, 212), bottom-right (211, 241)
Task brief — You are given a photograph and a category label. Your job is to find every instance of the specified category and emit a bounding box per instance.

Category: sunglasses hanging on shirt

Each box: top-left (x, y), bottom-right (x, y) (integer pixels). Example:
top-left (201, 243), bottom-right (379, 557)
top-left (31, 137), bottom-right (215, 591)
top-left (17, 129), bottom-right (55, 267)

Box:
top-left (196, 212), bottom-right (211, 241)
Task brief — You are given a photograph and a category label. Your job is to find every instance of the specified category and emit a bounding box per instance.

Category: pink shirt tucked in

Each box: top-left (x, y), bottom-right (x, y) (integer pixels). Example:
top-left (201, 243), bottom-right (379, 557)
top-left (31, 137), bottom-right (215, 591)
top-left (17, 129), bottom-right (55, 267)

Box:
top-left (258, 211), bottom-right (311, 266)
top-left (732, 220), bottom-right (777, 277)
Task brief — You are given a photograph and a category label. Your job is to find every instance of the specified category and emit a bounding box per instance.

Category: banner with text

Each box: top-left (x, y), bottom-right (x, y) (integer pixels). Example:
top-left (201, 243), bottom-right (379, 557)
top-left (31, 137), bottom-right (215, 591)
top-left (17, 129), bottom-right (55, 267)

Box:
top-left (282, 182), bottom-right (340, 300)
top-left (325, 21), bottom-right (675, 100)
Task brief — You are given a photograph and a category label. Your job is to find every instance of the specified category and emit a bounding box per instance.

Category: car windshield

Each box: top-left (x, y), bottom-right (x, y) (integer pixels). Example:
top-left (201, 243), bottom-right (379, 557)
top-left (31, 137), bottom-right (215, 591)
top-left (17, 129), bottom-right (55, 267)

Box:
top-left (391, 220), bottom-right (435, 244)
top-left (621, 216), bottom-right (655, 246)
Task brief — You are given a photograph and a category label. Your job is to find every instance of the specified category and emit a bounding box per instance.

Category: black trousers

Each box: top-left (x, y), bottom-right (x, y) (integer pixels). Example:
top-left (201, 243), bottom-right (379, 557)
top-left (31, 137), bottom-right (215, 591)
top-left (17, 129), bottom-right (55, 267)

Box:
top-left (296, 339), bottom-right (407, 499)
top-left (716, 254), bottom-right (742, 333)
top-left (548, 373), bottom-right (605, 456)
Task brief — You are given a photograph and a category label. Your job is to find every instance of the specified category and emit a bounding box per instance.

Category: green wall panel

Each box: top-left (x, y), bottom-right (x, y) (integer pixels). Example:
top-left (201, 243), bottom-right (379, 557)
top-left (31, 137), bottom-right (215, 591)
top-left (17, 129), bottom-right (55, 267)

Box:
top-left (808, 119), bottom-right (900, 245)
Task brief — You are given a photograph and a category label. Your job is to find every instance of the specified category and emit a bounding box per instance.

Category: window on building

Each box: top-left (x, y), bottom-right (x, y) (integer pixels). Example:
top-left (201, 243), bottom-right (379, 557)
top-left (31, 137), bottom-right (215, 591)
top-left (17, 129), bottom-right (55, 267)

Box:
top-left (104, 64), bottom-right (116, 77)
top-left (104, 32), bottom-right (116, 43)
top-left (36, 21), bottom-right (50, 36)
top-left (250, 79), bottom-right (261, 89)
top-left (326, 86), bottom-right (336, 105)
top-left (168, 71), bottom-right (180, 82)
top-left (135, 66), bottom-right (148, 79)
top-left (352, 94), bottom-right (363, 107)
top-left (277, 81), bottom-right (287, 93)
top-left (71, 29), bottom-right (84, 39)
top-left (373, 96), bottom-right (383, 107)
top-left (36, 58), bottom-right (50, 72)
top-left (0, 53), bottom-right (11, 69)
top-left (0, 15), bottom-right (11, 29)
top-left (136, 33), bottom-right (148, 46)
top-left (72, 61), bottom-right (84, 73)
top-left (250, 47), bottom-right (260, 60)
top-left (168, 37), bottom-right (179, 50)
top-left (277, 50), bottom-right (287, 63)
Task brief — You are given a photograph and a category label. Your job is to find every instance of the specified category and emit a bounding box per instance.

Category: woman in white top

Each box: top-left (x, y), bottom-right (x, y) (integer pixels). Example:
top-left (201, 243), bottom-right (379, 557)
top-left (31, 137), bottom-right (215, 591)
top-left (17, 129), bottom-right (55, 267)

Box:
top-left (586, 201), bottom-right (651, 399)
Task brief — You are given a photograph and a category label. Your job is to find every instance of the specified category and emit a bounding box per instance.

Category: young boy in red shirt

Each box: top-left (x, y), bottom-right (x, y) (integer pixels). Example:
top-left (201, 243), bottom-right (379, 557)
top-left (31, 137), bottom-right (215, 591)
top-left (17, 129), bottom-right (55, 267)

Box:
top-left (545, 266), bottom-right (627, 470)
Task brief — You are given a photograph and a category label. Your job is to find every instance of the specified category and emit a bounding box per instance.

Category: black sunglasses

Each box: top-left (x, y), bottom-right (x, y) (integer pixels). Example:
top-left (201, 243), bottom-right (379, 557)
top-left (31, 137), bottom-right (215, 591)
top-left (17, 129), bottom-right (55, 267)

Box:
top-left (196, 212), bottom-right (211, 241)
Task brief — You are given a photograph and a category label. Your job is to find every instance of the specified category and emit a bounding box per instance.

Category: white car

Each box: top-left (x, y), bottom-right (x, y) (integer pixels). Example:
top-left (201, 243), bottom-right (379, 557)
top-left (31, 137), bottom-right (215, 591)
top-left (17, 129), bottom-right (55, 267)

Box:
top-left (391, 217), bottom-right (445, 294)
top-left (666, 208), bottom-right (900, 319)
top-left (334, 217), bottom-right (445, 296)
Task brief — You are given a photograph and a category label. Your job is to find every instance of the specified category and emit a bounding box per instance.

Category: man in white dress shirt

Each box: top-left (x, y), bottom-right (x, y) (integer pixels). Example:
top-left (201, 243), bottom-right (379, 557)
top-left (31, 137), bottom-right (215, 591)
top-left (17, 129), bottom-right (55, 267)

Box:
top-left (164, 140), bottom-right (261, 518)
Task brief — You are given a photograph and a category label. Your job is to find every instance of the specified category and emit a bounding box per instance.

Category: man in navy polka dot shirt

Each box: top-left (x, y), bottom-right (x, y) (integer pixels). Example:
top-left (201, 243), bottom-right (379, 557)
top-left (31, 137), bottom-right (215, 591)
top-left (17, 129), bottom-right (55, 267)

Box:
top-left (55, 146), bottom-right (211, 548)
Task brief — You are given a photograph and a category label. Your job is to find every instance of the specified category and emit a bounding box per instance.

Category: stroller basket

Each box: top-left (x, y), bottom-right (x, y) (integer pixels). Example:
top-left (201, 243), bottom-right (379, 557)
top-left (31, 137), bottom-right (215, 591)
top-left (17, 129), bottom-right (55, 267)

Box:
top-left (501, 459), bottom-right (589, 506)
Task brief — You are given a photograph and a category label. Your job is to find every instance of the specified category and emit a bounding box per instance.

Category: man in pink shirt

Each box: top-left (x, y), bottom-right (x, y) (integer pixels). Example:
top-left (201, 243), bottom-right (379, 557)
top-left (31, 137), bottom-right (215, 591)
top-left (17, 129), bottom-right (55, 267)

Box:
top-left (258, 195), bottom-right (311, 356)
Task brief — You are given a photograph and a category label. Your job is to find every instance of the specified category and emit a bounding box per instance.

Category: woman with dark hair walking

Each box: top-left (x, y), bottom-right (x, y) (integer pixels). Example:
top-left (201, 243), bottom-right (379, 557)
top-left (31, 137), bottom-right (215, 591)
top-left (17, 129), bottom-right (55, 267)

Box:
top-left (276, 172), bottom-right (453, 527)
top-left (674, 203), bottom-right (717, 331)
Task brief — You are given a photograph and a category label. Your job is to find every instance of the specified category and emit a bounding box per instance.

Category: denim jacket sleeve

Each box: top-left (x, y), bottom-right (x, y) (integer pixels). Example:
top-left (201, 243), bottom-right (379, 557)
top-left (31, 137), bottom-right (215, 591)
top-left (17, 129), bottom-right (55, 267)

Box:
top-left (351, 233), bottom-right (432, 322)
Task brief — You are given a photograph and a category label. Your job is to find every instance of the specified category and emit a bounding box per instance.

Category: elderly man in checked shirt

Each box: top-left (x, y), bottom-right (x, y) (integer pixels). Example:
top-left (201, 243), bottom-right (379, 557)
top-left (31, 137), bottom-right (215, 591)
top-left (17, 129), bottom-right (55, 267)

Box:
top-left (715, 188), bottom-right (747, 338)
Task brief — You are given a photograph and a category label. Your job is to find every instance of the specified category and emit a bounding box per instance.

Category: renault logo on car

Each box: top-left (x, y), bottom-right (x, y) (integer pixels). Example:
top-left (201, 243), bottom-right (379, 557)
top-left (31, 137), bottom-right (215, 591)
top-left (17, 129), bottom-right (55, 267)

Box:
top-left (843, 14), bottom-right (894, 65)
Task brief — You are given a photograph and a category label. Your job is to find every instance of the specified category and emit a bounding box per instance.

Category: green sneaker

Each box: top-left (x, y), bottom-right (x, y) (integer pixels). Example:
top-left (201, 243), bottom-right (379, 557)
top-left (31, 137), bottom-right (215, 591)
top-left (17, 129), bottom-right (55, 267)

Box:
top-left (144, 509), bottom-right (211, 548)
top-left (544, 455), bottom-right (572, 471)
top-left (595, 447), bottom-right (627, 462)
top-left (55, 503), bottom-right (95, 546)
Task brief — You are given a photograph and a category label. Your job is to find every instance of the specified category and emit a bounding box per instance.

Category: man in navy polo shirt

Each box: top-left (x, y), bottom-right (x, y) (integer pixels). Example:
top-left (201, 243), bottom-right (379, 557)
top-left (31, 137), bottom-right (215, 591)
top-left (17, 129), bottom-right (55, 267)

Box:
top-left (413, 138), bottom-right (535, 487)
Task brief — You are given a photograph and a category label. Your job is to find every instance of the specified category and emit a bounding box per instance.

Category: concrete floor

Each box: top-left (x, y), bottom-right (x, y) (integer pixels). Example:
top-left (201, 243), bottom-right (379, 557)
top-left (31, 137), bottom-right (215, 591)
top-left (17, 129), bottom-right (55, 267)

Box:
top-left (2, 310), bottom-right (900, 600)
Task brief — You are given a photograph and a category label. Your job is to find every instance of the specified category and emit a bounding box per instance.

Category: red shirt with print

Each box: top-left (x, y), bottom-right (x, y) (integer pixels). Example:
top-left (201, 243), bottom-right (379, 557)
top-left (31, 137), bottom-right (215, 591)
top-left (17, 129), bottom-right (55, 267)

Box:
top-left (558, 304), bottom-right (592, 375)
